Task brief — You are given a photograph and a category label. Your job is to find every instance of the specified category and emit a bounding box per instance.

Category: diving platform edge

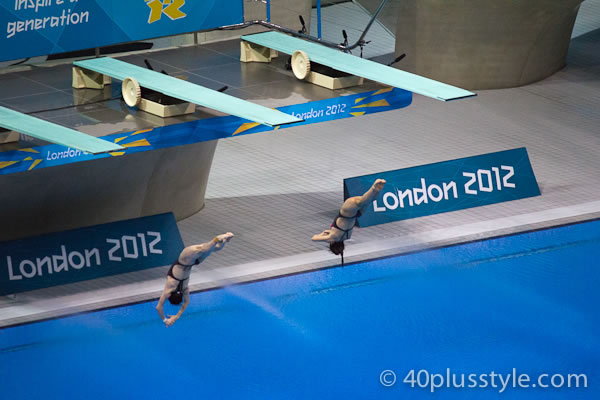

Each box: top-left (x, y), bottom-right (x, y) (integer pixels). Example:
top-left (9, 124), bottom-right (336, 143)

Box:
top-left (241, 31), bottom-right (476, 102)
top-left (0, 106), bottom-right (124, 155)
top-left (73, 57), bottom-right (303, 127)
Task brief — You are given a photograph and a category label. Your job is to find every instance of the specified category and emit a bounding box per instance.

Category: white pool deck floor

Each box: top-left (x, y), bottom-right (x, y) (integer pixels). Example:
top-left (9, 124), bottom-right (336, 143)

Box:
top-left (0, 25), bottom-right (599, 327)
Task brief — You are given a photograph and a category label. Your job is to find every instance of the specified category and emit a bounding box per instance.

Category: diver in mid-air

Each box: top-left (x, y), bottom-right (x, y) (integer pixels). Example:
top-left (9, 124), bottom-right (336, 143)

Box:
top-left (156, 232), bottom-right (234, 327)
top-left (312, 178), bottom-right (386, 263)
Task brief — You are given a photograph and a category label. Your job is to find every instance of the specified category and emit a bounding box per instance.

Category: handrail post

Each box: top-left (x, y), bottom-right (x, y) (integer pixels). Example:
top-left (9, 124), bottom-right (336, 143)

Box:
top-left (266, 0), bottom-right (271, 22)
top-left (317, 0), bottom-right (322, 39)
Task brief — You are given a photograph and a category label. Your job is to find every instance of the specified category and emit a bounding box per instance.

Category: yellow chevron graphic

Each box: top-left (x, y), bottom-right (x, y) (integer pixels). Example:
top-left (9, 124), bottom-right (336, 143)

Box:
top-left (18, 148), bottom-right (39, 154)
top-left (0, 161), bottom-right (18, 170)
top-left (132, 129), bottom-right (152, 136)
top-left (28, 159), bottom-right (42, 171)
top-left (233, 122), bottom-right (260, 136)
top-left (354, 97), bottom-right (367, 104)
top-left (109, 152), bottom-right (126, 157)
top-left (146, 0), bottom-right (163, 23)
top-left (146, 0), bottom-right (186, 24)
top-left (350, 112), bottom-right (366, 117)
top-left (163, 0), bottom-right (187, 20)
top-left (274, 126), bottom-right (280, 130)
top-left (114, 136), bottom-right (128, 144)
top-left (352, 99), bottom-right (390, 109)
top-left (372, 87), bottom-right (394, 96)
top-left (24, 156), bottom-right (33, 161)
top-left (122, 139), bottom-right (151, 148)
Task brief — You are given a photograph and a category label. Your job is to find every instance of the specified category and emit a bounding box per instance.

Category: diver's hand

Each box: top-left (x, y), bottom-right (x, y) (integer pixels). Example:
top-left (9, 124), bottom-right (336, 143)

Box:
top-left (312, 230), bottom-right (332, 241)
top-left (165, 315), bottom-right (178, 327)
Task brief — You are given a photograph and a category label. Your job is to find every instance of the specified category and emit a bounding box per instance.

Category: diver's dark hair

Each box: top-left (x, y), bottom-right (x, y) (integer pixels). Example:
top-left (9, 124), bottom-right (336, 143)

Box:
top-left (168, 290), bottom-right (183, 305)
top-left (329, 241), bottom-right (345, 256)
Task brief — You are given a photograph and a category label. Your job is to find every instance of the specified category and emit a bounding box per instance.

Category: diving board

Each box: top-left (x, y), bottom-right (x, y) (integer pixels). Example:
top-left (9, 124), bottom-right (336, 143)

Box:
top-left (0, 106), bottom-right (124, 154)
top-left (73, 57), bottom-right (303, 127)
top-left (242, 31), bottom-right (476, 102)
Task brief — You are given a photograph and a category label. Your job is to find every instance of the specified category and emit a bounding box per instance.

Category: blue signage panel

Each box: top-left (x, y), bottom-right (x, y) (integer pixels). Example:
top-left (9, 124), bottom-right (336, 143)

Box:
top-left (0, 0), bottom-right (244, 62)
top-left (0, 87), bottom-right (412, 176)
top-left (344, 148), bottom-right (541, 227)
top-left (0, 213), bottom-right (184, 295)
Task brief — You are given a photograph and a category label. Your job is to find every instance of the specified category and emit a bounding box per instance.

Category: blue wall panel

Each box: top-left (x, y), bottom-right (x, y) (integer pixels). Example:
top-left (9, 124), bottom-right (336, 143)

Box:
top-left (0, 0), bottom-right (243, 61)
top-left (0, 213), bottom-right (184, 295)
top-left (344, 148), bottom-right (541, 227)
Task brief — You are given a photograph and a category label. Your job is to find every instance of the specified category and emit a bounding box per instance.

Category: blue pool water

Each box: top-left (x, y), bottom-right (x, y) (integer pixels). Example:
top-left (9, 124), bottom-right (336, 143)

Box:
top-left (1, 220), bottom-right (599, 399)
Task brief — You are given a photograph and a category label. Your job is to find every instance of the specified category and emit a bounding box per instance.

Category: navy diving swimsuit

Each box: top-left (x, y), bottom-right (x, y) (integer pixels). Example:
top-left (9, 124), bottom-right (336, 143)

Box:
top-left (331, 210), bottom-right (361, 240)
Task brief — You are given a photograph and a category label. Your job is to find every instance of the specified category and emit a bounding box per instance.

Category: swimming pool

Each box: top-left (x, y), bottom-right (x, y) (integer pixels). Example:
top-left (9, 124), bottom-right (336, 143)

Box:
top-left (1, 220), bottom-right (598, 399)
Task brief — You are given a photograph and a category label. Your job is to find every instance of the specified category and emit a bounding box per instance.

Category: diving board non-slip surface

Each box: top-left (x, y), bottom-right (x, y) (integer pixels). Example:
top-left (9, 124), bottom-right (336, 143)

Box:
top-left (242, 31), bottom-right (476, 102)
top-left (73, 57), bottom-right (303, 127)
top-left (0, 106), bottom-right (124, 154)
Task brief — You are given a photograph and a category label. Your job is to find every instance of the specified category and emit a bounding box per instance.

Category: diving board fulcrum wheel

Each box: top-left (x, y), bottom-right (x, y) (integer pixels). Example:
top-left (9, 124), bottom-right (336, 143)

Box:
top-left (122, 77), bottom-right (142, 107)
top-left (291, 50), bottom-right (311, 80)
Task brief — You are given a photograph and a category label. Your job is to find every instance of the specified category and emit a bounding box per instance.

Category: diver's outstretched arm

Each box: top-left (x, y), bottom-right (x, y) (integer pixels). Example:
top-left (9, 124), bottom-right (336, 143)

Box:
top-left (312, 229), bottom-right (334, 241)
top-left (156, 281), bottom-right (177, 324)
top-left (156, 292), bottom-right (168, 322)
top-left (165, 291), bottom-right (190, 327)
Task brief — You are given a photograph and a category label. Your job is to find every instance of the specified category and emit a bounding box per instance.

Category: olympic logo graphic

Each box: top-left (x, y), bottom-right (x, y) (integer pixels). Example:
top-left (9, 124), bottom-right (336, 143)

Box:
top-left (145, 0), bottom-right (187, 24)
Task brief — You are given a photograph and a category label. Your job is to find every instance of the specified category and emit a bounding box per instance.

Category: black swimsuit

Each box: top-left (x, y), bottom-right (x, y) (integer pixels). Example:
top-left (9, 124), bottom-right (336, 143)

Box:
top-left (167, 259), bottom-right (197, 295)
top-left (331, 210), bottom-right (362, 239)
top-left (167, 262), bottom-right (187, 282)
top-left (167, 258), bottom-right (199, 282)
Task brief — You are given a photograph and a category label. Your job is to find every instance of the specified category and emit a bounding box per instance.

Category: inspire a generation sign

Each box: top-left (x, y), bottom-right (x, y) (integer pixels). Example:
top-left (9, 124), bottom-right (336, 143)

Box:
top-left (0, 0), bottom-right (243, 61)
top-left (0, 213), bottom-right (184, 295)
top-left (344, 148), bottom-right (541, 227)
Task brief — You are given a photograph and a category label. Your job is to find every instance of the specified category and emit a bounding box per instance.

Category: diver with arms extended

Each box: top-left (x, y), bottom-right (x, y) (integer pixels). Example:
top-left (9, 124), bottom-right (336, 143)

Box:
top-left (312, 179), bottom-right (386, 262)
top-left (157, 232), bottom-right (234, 327)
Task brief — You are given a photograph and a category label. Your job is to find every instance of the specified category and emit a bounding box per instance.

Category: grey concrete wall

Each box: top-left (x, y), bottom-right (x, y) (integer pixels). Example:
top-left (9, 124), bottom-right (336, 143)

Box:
top-left (0, 141), bottom-right (217, 242)
top-left (356, 0), bottom-right (402, 35)
top-left (198, 0), bottom-right (313, 43)
top-left (394, 0), bottom-right (583, 89)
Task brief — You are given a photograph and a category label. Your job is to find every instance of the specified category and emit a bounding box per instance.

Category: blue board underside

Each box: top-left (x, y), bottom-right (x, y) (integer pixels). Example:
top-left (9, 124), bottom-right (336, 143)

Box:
top-left (242, 31), bottom-right (476, 101)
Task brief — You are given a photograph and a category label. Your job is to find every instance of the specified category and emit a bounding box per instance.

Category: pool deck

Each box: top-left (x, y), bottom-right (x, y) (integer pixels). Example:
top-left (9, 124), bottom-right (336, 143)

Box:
top-left (1, 27), bottom-right (599, 328)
